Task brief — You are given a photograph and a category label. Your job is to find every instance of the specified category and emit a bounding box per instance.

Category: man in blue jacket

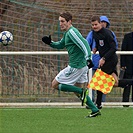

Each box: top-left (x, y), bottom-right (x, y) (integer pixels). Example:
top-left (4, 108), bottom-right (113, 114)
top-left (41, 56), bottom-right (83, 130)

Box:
top-left (86, 16), bottom-right (118, 108)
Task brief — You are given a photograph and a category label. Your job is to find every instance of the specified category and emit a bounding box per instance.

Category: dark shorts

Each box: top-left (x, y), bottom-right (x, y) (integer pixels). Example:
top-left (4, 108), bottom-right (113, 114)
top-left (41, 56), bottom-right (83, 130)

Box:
top-left (101, 57), bottom-right (118, 75)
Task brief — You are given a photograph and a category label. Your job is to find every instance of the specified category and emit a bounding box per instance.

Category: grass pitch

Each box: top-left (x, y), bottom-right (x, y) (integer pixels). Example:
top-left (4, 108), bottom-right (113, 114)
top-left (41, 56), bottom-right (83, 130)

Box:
top-left (0, 107), bottom-right (133, 133)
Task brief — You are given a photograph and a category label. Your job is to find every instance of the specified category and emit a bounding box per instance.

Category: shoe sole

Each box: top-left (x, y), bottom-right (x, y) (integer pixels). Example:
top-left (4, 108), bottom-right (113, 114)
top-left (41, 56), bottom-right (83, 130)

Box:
top-left (97, 106), bottom-right (102, 109)
top-left (87, 111), bottom-right (101, 118)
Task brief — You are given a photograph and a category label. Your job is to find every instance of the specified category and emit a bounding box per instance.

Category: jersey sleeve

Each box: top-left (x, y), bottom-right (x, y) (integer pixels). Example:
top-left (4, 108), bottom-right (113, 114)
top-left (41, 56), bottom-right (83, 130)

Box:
top-left (50, 37), bottom-right (65, 49)
top-left (68, 28), bottom-right (92, 60)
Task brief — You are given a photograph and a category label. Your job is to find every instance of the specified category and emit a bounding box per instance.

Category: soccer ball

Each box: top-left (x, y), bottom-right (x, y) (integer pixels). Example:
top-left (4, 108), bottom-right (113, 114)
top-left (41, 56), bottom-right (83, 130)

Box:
top-left (0, 31), bottom-right (13, 46)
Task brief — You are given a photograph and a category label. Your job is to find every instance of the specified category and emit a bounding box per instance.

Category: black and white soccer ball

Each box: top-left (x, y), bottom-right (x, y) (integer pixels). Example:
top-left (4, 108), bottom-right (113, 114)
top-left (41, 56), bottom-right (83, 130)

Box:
top-left (0, 31), bottom-right (13, 46)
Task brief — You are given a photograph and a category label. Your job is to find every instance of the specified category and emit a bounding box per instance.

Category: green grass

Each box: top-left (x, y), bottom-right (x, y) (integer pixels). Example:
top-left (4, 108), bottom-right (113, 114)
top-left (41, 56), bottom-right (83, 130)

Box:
top-left (0, 107), bottom-right (133, 133)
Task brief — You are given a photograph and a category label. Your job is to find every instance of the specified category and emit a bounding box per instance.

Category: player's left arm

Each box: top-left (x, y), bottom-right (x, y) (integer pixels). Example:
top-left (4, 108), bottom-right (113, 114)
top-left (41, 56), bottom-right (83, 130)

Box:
top-left (68, 28), bottom-right (92, 60)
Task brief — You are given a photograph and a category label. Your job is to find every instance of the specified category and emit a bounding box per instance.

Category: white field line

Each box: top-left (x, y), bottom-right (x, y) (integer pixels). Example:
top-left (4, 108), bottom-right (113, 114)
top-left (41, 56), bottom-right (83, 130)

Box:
top-left (0, 102), bottom-right (133, 107)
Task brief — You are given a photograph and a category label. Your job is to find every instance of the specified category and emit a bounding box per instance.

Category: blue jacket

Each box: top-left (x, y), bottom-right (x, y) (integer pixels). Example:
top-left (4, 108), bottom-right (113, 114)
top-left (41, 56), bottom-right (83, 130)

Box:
top-left (100, 16), bottom-right (118, 49)
top-left (86, 30), bottom-right (118, 70)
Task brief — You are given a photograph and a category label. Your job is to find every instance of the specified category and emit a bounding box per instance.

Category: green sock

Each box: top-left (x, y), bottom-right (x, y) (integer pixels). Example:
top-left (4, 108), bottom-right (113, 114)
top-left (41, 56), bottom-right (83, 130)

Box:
top-left (58, 84), bottom-right (82, 94)
top-left (86, 95), bottom-right (98, 112)
top-left (58, 84), bottom-right (98, 112)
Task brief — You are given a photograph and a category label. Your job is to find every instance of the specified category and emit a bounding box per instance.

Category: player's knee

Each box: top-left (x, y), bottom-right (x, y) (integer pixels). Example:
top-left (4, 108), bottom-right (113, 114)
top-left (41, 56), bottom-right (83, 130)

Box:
top-left (52, 79), bottom-right (59, 89)
top-left (51, 82), bottom-right (58, 89)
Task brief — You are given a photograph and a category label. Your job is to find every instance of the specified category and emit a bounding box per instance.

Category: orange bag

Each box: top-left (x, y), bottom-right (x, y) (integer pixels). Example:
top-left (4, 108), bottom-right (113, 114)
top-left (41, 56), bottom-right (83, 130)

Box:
top-left (87, 69), bottom-right (115, 94)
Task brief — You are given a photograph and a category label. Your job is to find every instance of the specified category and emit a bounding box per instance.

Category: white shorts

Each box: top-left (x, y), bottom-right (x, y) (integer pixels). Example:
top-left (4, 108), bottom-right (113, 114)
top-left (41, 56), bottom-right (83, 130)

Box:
top-left (55, 65), bottom-right (88, 85)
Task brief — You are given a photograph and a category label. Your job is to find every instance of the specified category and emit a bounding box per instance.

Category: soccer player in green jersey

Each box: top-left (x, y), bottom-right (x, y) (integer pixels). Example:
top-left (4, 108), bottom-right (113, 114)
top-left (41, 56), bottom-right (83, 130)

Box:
top-left (42, 11), bottom-right (101, 117)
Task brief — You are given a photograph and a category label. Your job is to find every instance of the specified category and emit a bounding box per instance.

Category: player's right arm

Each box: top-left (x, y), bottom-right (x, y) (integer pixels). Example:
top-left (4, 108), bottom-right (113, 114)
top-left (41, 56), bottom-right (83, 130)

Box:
top-left (42, 35), bottom-right (65, 49)
top-left (50, 38), bottom-right (65, 49)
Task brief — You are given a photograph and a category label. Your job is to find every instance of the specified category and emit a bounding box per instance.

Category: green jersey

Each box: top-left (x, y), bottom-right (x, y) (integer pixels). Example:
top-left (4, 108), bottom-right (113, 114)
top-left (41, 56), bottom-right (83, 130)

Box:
top-left (51, 26), bottom-right (91, 68)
